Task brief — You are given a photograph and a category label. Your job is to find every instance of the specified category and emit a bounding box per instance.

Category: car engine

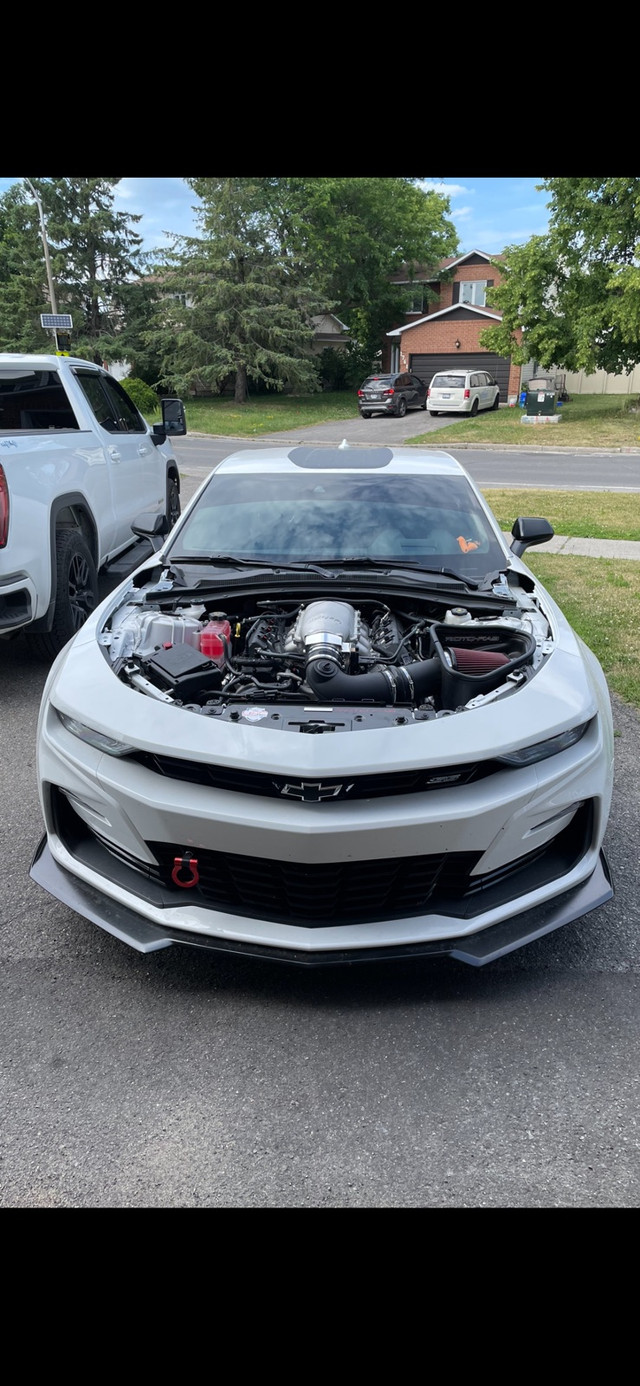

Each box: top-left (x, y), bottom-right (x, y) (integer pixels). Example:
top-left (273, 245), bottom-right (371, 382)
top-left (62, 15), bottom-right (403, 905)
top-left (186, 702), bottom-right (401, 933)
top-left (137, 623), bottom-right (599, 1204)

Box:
top-left (99, 585), bottom-right (553, 723)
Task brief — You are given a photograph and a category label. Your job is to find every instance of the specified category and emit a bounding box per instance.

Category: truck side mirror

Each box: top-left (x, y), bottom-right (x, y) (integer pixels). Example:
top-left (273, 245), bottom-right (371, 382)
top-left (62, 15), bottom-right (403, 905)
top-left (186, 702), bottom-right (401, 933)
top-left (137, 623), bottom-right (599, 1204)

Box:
top-left (161, 398), bottom-right (187, 436)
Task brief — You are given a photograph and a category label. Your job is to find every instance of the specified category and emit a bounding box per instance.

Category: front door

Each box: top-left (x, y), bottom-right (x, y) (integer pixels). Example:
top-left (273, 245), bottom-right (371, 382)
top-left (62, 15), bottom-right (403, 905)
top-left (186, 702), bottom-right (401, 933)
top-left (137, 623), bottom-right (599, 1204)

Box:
top-left (74, 370), bottom-right (162, 554)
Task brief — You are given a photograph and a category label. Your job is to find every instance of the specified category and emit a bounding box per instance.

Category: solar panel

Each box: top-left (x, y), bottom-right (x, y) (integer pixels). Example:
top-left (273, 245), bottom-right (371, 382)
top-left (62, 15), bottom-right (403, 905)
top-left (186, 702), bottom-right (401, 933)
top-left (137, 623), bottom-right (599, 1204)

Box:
top-left (40, 314), bottom-right (73, 329)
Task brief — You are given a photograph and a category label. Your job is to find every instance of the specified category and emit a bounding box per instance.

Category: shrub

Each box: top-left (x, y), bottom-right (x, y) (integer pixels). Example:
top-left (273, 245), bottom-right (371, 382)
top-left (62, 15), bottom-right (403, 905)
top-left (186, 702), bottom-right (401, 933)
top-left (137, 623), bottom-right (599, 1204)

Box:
top-left (121, 377), bottom-right (160, 417)
top-left (317, 347), bottom-right (362, 392)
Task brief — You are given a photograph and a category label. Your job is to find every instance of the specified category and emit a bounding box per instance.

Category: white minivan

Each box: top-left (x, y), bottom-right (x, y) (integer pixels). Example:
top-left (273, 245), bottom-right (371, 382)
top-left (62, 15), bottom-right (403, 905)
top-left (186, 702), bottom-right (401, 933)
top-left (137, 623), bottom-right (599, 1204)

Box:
top-left (427, 369), bottom-right (500, 416)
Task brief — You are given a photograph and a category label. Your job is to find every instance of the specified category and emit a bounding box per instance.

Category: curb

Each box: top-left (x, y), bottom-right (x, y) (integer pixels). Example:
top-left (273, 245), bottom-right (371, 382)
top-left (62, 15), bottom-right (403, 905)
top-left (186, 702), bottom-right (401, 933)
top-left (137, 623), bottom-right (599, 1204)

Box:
top-left (183, 431), bottom-right (640, 456)
top-left (419, 444), bottom-right (640, 455)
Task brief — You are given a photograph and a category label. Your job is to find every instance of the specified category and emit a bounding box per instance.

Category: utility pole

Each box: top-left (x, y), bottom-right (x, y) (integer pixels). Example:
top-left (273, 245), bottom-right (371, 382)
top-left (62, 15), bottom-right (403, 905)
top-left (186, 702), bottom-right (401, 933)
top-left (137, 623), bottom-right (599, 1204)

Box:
top-left (24, 176), bottom-right (58, 316)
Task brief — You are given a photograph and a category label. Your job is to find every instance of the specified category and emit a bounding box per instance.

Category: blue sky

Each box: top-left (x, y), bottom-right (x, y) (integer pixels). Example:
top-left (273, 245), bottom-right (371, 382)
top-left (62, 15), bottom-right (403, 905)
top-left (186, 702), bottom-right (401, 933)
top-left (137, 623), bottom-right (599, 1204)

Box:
top-left (418, 178), bottom-right (551, 253)
top-left (0, 176), bottom-right (551, 256)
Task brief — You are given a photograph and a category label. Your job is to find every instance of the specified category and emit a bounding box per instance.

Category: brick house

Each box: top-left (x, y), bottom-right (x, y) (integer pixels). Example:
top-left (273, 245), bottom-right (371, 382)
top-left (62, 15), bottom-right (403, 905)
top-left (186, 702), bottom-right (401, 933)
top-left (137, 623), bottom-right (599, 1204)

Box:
top-left (383, 250), bottom-right (522, 403)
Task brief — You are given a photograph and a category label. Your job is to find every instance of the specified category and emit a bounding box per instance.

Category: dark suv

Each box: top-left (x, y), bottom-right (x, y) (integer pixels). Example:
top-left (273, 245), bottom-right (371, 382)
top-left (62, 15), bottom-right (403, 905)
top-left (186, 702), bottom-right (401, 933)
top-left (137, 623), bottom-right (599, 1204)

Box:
top-left (357, 371), bottom-right (428, 419)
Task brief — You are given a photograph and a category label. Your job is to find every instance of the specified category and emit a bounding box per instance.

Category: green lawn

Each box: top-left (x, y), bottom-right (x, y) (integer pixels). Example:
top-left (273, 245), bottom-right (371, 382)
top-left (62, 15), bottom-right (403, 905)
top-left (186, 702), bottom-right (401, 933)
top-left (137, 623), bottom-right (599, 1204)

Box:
top-left (164, 389), bottom-right (640, 446)
top-left (480, 489), bottom-right (640, 542)
top-left (528, 554), bottom-right (640, 708)
top-left (486, 490), bottom-right (640, 708)
top-left (180, 391), bottom-right (358, 436)
top-left (411, 393), bottom-right (640, 449)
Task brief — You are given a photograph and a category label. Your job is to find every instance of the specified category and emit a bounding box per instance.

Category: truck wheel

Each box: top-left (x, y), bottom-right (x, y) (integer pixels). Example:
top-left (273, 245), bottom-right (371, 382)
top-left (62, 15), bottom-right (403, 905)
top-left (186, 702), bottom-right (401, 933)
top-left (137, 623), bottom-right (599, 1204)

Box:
top-left (26, 530), bottom-right (97, 659)
top-left (166, 475), bottom-right (181, 530)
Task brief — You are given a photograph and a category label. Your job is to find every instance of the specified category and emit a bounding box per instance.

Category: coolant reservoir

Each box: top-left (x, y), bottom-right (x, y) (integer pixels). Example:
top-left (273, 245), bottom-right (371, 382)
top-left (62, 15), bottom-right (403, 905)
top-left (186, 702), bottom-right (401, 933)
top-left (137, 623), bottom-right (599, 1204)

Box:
top-left (200, 617), bottom-right (231, 664)
top-left (444, 607), bottom-right (471, 626)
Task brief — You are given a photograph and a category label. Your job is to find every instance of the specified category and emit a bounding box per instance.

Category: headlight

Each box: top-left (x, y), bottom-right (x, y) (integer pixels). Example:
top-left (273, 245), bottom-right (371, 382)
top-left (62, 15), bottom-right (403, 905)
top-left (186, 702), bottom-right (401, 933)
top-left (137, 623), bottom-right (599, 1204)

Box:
top-left (497, 720), bottom-right (591, 767)
top-left (55, 710), bottom-right (133, 757)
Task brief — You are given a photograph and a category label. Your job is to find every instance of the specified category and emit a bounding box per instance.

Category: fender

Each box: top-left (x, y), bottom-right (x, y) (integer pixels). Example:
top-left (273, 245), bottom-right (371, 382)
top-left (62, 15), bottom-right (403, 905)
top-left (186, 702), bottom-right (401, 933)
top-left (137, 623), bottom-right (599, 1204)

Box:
top-left (28, 492), bottom-right (99, 634)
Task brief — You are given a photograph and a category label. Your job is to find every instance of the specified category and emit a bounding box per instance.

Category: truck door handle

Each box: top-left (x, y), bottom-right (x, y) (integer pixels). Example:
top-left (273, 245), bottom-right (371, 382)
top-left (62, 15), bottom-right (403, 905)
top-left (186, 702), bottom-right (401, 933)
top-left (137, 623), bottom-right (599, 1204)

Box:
top-left (108, 446), bottom-right (121, 462)
top-left (137, 444), bottom-right (149, 456)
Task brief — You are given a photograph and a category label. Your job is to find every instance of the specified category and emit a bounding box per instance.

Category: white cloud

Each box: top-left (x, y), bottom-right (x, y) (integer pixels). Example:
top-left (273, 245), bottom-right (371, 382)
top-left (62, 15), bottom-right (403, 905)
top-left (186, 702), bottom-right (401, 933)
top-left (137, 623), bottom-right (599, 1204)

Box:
top-left (454, 206), bottom-right (473, 218)
top-left (419, 181), bottom-right (472, 198)
top-left (114, 180), bottom-right (136, 200)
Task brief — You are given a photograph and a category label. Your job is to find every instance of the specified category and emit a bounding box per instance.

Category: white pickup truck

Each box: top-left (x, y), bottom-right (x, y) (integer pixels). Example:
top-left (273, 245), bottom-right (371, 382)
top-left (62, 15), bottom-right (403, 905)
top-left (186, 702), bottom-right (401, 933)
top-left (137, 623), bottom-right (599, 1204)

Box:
top-left (0, 354), bottom-right (186, 657)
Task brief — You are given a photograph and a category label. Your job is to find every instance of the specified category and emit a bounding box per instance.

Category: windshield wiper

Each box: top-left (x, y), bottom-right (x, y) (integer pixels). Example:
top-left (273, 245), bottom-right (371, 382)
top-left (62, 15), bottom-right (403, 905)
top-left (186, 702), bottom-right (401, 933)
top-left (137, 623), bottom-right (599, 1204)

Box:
top-left (166, 554), bottom-right (491, 590)
top-left (315, 557), bottom-right (483, 588)
top-left (166, 554), bottom-right (338, 578)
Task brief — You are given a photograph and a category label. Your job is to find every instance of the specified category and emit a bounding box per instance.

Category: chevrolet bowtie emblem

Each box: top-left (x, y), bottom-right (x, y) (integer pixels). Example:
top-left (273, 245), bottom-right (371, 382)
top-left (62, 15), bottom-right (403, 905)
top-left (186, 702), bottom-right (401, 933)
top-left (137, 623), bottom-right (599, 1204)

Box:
top-left (278, 781), bottom-right (351, 801)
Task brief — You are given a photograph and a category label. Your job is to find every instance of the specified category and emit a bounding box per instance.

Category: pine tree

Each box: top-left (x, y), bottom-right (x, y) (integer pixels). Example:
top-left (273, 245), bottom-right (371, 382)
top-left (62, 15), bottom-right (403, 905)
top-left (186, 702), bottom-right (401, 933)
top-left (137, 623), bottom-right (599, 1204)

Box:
top-left (151, 177), bottom-right (329, 402)
top-left (0, 185), bottom-right (54, 352)
top-left (0, 178), bottom-right (154, 364)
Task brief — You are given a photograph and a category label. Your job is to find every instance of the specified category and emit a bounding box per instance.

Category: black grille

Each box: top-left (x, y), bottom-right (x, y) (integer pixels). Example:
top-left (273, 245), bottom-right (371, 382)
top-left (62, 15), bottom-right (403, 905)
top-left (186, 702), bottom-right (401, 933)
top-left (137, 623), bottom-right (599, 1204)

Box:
top-left (129, 751), bottom-right (494, 800)
top-left (146, 842), bottom-right (482, 925)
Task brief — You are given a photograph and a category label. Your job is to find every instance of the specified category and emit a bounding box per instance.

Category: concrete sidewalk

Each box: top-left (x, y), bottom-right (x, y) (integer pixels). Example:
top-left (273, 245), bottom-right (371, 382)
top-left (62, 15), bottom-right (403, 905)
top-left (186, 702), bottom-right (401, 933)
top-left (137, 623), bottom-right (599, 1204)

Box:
top-left (502, 533), bottom-right (640, 559)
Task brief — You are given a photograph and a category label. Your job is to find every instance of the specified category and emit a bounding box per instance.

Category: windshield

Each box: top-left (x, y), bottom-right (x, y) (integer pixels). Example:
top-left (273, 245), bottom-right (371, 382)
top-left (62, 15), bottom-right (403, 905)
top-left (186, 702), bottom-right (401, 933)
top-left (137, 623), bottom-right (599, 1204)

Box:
top-left (168, 472), bottom-right (507, 579)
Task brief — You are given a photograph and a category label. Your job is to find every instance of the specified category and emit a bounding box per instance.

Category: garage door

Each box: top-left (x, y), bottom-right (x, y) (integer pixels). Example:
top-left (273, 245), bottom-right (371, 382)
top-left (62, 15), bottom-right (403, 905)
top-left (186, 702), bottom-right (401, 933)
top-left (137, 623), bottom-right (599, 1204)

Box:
top-left (410, 352), bottom-right (512, 400)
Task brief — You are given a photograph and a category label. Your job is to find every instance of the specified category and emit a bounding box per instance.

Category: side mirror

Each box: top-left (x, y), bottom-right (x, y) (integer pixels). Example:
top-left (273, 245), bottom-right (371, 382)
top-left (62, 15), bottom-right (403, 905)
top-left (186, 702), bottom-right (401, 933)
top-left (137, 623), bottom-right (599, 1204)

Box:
top-left (161, 397), bottom-right (187, 436)
top-left (510, 516), bottom-right (554, 557)
top-left (131, 511), bottom-right (170, 552)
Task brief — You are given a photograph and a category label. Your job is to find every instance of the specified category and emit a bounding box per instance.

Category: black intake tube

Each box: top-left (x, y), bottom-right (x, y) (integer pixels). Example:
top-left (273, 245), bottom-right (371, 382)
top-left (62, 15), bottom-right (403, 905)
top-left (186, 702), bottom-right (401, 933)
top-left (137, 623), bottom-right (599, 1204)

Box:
top-left (306, 656), bottom-right (441, 705)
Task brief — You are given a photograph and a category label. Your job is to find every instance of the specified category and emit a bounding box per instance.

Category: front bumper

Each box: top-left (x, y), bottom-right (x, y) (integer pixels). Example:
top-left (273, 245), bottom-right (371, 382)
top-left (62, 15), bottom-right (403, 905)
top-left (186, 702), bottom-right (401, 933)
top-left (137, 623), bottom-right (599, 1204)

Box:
top-left (0, 572), bottom-right (35, 632)
top-left (30, 835), bottom-right (613, 966)
top-left (33, 667), bottom-right (614, 964)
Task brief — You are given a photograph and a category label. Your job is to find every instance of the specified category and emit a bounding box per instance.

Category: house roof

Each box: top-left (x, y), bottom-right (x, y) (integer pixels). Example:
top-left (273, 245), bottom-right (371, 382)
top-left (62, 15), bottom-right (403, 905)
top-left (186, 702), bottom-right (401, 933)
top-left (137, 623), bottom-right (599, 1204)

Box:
top-left (389, 249), bottom-right (504, 284)
top-left (440, 249), bottom-right (501, 269)
top-left (310, 312), bottom-right (350, 333)
top-left (386, 302), bottom-right (502, 337)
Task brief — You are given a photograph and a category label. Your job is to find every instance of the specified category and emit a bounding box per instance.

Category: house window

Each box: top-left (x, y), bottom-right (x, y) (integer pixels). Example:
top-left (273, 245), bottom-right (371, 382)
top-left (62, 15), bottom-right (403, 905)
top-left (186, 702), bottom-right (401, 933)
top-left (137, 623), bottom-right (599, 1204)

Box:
top-left (407, 291), bottom-right (424, 313)
top-left (459, 280), bottom-right (489, 307)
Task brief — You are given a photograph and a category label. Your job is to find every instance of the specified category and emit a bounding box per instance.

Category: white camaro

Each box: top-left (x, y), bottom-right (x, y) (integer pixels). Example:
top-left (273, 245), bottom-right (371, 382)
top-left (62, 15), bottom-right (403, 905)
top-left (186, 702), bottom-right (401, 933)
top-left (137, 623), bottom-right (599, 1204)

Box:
top-left (31, 445), bottom-right (614, 967)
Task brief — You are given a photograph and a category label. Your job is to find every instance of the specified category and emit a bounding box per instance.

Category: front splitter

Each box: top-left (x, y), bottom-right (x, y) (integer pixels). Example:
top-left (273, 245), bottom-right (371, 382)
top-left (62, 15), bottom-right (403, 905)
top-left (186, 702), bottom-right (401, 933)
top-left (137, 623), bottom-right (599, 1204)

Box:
top-left (30, 836), bottom-right (613, 967)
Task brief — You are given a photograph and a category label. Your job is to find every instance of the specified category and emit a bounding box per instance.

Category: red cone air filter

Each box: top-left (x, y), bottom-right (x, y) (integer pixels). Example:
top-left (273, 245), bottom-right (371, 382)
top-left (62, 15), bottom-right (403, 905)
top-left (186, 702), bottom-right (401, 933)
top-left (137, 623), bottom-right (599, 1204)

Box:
top-left (449, 647), bottom-right (510, 674)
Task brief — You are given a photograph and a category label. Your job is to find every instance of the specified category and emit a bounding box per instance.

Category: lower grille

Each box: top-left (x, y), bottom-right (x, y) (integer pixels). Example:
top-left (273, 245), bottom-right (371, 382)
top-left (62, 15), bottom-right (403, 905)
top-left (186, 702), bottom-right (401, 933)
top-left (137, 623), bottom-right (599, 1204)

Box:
top-left (51, 789), bottom-right (593, 929)
top-left (148, 842), bottom-right (482, 924)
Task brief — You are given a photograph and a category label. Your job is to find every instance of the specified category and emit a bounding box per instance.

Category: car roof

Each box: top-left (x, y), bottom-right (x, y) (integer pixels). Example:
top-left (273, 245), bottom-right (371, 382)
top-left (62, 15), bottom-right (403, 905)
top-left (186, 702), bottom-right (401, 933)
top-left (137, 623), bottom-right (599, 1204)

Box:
top-left (0, 353), bottom-right (101, 369)
top-left (215, 445), bottom-right (468, 478)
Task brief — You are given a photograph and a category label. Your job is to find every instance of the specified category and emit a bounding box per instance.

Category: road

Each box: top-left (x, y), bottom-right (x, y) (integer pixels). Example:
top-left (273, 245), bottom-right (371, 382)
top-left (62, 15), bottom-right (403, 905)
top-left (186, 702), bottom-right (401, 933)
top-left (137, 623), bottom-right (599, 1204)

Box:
top-left (1, 433), bottom-right (639, 1208)
top-left (170, 428), bottom-right (640, 494)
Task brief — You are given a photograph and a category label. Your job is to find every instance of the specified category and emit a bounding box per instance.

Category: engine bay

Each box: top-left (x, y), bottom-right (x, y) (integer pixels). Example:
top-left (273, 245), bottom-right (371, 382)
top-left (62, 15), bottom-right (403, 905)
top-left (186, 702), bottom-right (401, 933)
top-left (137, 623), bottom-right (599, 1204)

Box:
top-left (98, 579), bottom-right (553, 725)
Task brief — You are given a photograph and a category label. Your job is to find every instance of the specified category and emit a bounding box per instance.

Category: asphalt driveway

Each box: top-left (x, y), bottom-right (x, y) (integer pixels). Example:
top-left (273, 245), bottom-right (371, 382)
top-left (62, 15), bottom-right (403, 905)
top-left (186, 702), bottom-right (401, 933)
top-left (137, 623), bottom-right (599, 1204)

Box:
top-left (254, 406), bottom-right (455, 446)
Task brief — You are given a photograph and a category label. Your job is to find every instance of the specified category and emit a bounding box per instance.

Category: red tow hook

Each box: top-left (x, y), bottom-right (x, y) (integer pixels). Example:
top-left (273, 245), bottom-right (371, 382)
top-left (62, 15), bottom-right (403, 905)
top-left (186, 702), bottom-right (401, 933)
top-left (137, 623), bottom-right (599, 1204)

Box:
top-left (171, 851), bottom-right (200, 888)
